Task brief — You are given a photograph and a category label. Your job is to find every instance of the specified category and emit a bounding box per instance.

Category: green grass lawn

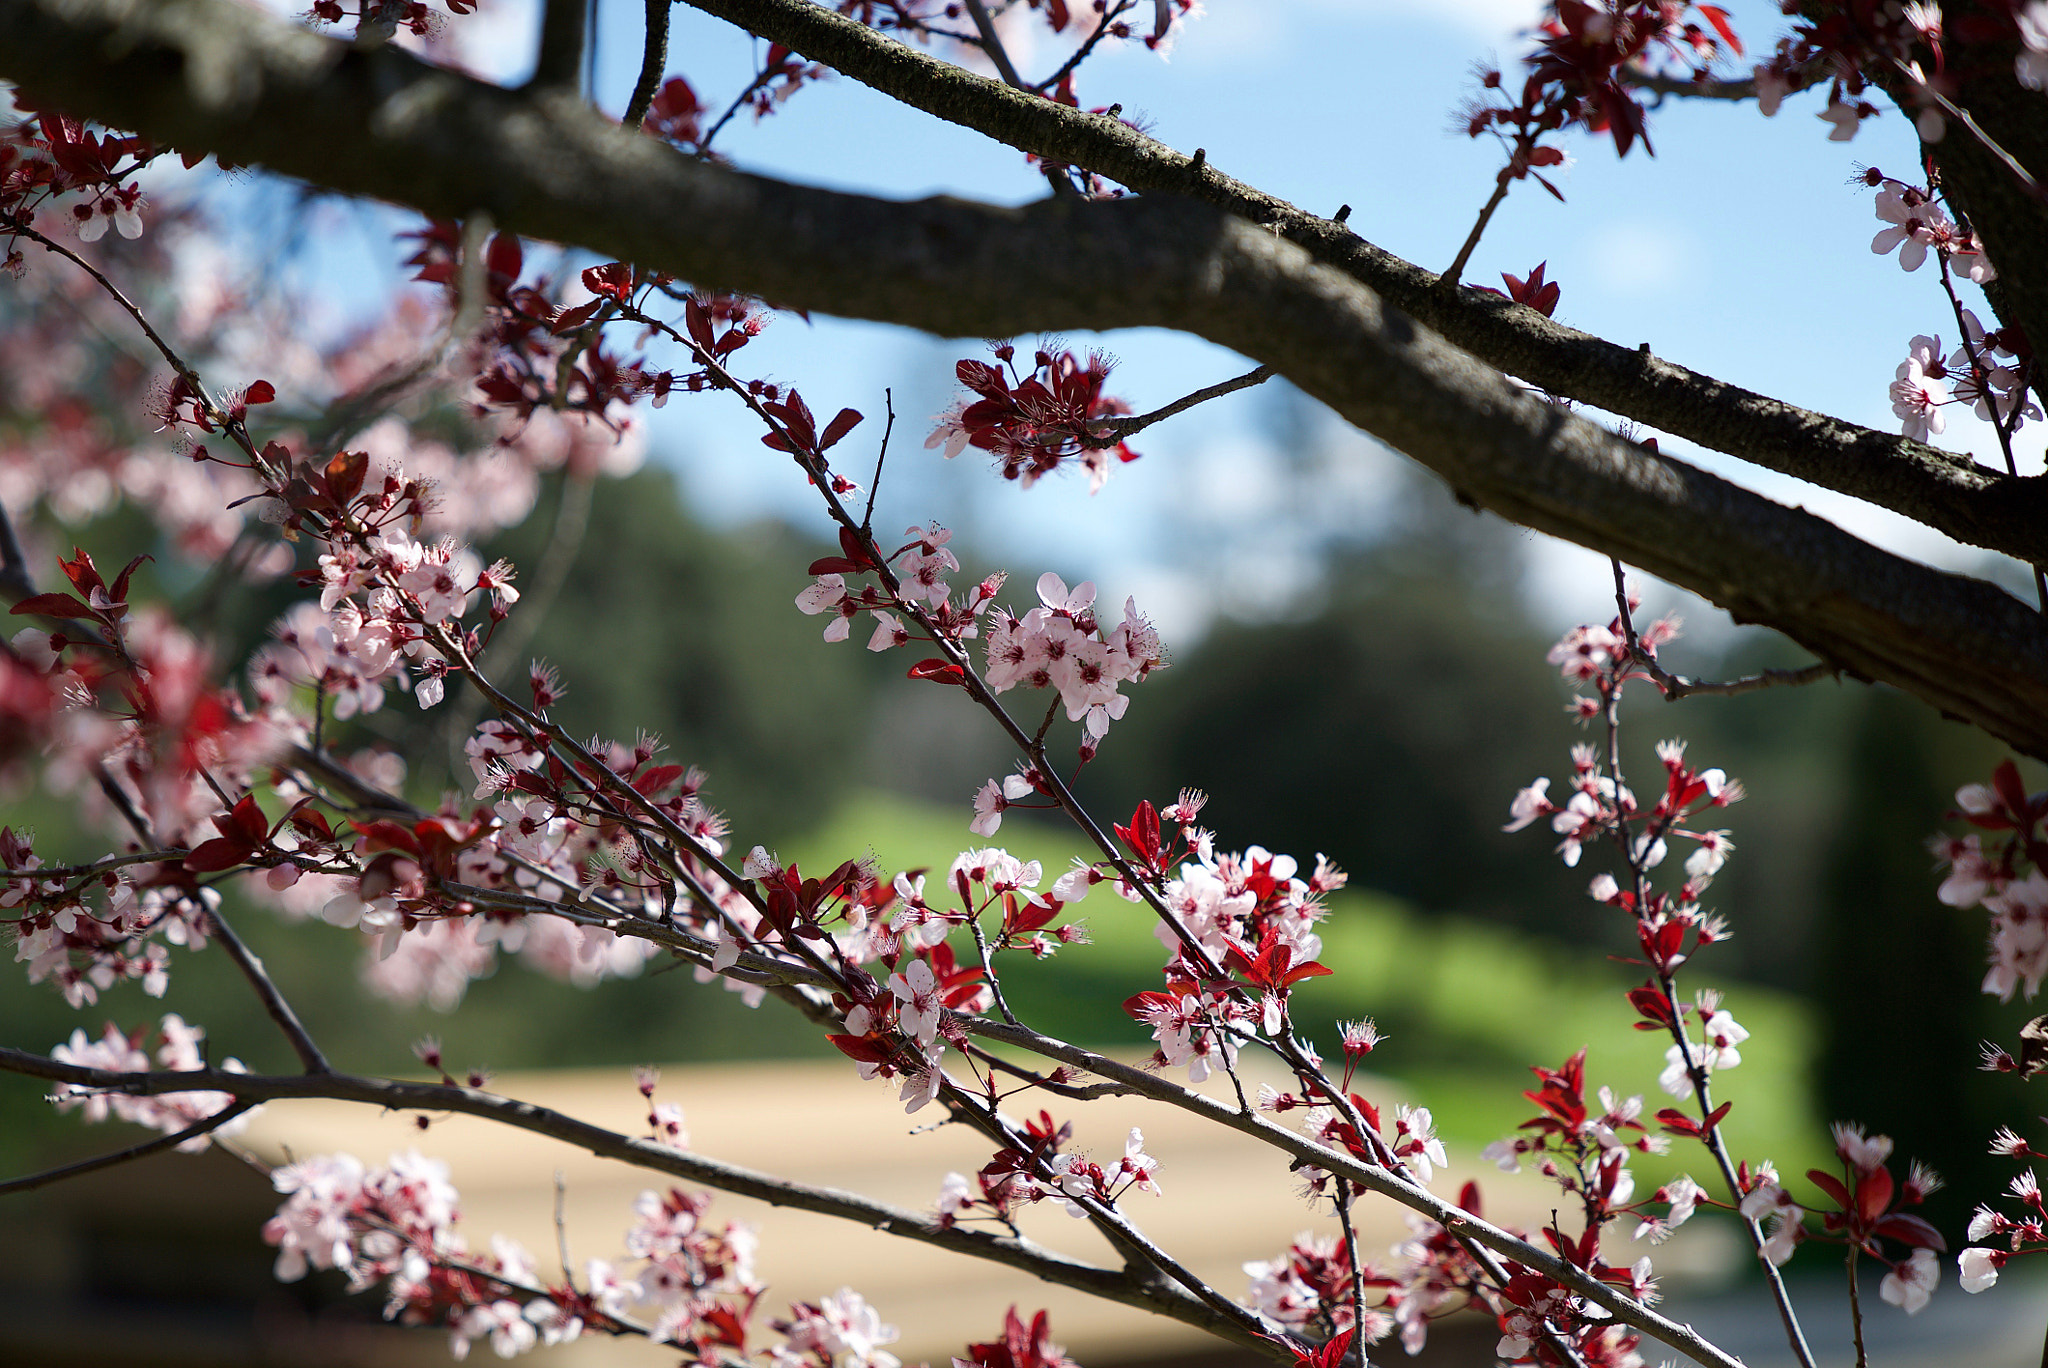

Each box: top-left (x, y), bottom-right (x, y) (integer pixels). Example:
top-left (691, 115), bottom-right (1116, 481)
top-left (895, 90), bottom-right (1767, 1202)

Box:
top-left (788, 789), bottom-right (1829, 1181)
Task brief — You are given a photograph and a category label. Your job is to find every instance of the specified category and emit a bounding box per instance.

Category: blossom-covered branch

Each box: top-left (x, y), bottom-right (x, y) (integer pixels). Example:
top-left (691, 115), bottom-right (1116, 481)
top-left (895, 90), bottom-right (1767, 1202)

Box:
top-left (0, 1047), bottom-right (1282, 1357)
top-left (8, 0), bottom-right (2048, 761)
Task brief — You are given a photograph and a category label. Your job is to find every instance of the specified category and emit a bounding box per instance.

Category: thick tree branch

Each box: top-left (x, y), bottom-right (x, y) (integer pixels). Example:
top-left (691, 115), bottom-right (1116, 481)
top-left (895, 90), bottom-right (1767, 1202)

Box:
top-left (0, 1049), bottom-right (1280, 1358)
top-left (527, 0), bottom-right (591, 93)
top-left (672, 0), bottom-right (2048, 566)
top-left (5, 0), bottom-right (2048, 760)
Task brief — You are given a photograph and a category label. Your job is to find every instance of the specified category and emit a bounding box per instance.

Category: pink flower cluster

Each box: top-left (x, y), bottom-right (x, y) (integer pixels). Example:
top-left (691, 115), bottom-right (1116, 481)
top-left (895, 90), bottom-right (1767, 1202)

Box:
top-left (1116, 829), bottom-right (1345, 1082)
top-left (1887, 312), bottom-right (2039, 444)
top-left (984, 573), bottom-right (1162, 742)
top-left (49, 1013), bottom-right (251, 1146)
top-left (1737, 1123), bottom-right (1944, 1311)
top-left (1932, 761), bottom-right (2048, 1000)
top-left (591, 1185), bottom-right (763, 1350)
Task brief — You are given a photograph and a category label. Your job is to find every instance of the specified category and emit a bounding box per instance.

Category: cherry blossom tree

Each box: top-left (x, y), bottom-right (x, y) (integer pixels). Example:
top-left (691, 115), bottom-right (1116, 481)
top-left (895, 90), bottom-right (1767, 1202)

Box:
top-left (1, 3), bottom-right (2048, 1368)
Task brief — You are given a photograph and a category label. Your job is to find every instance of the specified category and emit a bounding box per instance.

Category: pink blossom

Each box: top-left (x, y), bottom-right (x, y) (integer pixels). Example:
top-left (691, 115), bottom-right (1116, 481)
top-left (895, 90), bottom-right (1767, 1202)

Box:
top-left (1983, 870), bottom-right (2048, 999)
top-left (1890, 355), bottom-right (1950, 442)
top-left (866, 611), bottom-right (908, 652)
top-left (1503, 776), bottom-right (1555, 832)
top-left (1754, 63), bottom-right (1789, 116)
top-left (1818, 100), bottom-right (1863, 141)
top-left (890, 958), bottom-right (944, 1044)
top-left (1832, 1121), bottom-right (1894, 1173)
top-left (1880, 1247), bottom-right (1939, 1314)
top-left (1959, 1246), bottom-right (2005, 1292)
top-left (1873, 188), bottom-right (1953, 271)
top-left (2018, 2), bottom-right (2048, 90)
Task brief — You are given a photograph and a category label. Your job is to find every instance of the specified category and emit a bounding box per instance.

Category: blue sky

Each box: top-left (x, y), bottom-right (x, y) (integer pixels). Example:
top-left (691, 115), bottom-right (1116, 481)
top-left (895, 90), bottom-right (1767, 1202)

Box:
top-left (272, 1), bottom-right (2025, 645)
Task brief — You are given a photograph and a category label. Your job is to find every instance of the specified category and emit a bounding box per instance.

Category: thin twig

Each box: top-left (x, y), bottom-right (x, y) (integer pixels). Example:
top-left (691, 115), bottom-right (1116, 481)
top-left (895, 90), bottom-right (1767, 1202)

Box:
top-left (437, 466), bottom-right (594, 771)
top-left (861, 388), bottom-right (894, 533)
top-left (552, 1170), bottom-right (576, 1284)
top-left (1847, 1243), bottom-right (1869, 1368)
top-left (624, 0), bottom-right (672, 127)
top-left (960, 0), bottom-right (1027, 90)
top-left (206, 904), bottom-right (332, 1074)
top-left (1084, 365), bottom-right (1275, 447)
top-left (0, 1100), bottom-right (257, 1195)
top-left (698, 64), bottom-right (778, 151)
top-left (1332, 1179), bottom-right (1375, 1368)
top-left (1033, 0), bottom-right (1134, 94)
top-left (962, 0), bottom-right (1075, 198)
top-left (1937, 260), bottom-right (2047, 611)
top-left (1609, 563), bottom-right (1819, 1368)
top-left (1606, 563), bottom-right (1837, 698)
top-left (1649, 662), bottom-right (1836, 698)
top-left (1442, 172), bottom-right (1511, 290)
top-left (0, 849), bottom-right (186, 881)
top-left (7, 216), bottom-right (266, 468)
top-left (1622, 66), bottom-right (1759, 101)
top-left (1887, 55), bottom-right (2044, 204)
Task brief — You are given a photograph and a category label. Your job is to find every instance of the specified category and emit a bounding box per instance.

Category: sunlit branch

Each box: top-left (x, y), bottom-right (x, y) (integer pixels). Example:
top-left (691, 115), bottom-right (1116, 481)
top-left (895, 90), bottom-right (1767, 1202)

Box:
top-left (624, 0), bottom-right (672, 127)
top-left (955, 1020), bottom-right (1743, 1368)
top-left (0, 1050), bottom-right (1280, 1357)
top-left (0, 1099), bottom-right (258, 1196)
top-left (1086, 364), bottom-right (1275, 446)
top-left (670, 0), bottom-right (2048, 568)
top-left (12, 1), bottom-right (2048, 757)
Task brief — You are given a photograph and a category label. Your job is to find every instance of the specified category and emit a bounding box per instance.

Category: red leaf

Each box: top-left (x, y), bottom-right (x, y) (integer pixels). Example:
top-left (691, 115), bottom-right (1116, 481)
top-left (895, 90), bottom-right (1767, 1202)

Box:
top-left (289, 809), bottom-right (334, 841)
top-left (108, 553), bottom-right (151, 607)
top-left (1121, 800), bottom-right (1161, 863)
top-left (183, 837), bottom-right (254, 873)
top-left (1656, 1108), bottom-right (1700, 1137)
top-left (1626, 985), bottom-right (1672, 1024)
top-left (484, 232), bottom-right (523, 283)
top-left (10, 592), bottom-right (93, 619)
top-left (325, 449), bottom-right (368, 504)
top-left (58, 547), bottom-right (105, 599)
top-left (1806, 1168), bottom-right (1852, 1210)
top-left (550, 300), bottom-right (603, 334)
top-left (219, 794), bottom-right (267, 843)
top-left (1871, 1212), bottom-right (1946, 1251)
top-left (906, 658), bottom-right (966, 685)
top-left (1855, 1165), bottom-right (1895, 1225)
top-left (819, 407), bottom-right (864, 451)
top-left (582, 261), bottom-right (633, 301)
top-left (1993, 758), bottom-right (2029, 822)
top-left (632, 764), bottom-right (688, 796)
top-left (353, 819), bottom-right (426, 858)
top-left (1697, 4), bottom-right (1743, 56)
top-left (826, 1033), bottom-right (894, 1065)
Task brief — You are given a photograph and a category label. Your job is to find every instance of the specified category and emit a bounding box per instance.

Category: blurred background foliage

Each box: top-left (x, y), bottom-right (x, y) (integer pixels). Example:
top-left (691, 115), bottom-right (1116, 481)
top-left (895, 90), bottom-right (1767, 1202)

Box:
top-left (0, 370), bottom-right (2033, 1289)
